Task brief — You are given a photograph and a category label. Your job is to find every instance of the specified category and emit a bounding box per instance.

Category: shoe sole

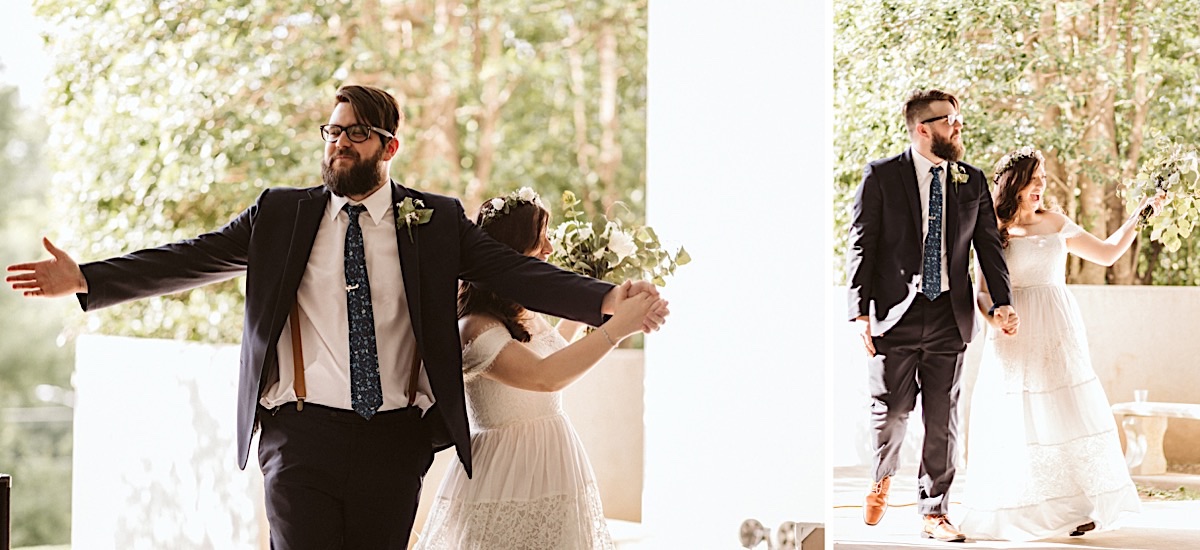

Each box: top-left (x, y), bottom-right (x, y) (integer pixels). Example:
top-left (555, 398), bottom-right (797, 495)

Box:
top-left (921, 532), bottom-right (966, 542)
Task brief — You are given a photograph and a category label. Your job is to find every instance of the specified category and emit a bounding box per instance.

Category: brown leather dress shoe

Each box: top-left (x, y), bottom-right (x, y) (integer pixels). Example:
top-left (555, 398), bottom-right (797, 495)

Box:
top-left (1069, 521), bottom-right (1096, 536)
top-left (922, 514), bottom-right (966, 542)
top-left (863, 476), bottom-right (891, 525)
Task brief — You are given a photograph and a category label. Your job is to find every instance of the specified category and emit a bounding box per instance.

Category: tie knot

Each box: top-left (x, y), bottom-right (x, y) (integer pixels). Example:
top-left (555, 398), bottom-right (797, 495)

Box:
top-left (930, 166), bottom-right (943, 176)
top-left (343, 203), bottom-right (368, 219)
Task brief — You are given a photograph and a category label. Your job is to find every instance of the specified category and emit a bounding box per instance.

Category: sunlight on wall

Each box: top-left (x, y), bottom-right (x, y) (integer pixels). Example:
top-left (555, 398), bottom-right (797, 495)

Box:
top-left (73, 335), bottom-right (264, 550)
top-left (642, 0), bottom-right (828, 546)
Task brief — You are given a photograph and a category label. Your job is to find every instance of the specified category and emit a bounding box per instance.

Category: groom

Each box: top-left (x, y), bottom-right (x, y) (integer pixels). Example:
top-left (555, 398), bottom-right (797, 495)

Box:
top-left (6, 84), bottom-right (666, 548)
top-left (845, 89), bottom-right (1016, 542)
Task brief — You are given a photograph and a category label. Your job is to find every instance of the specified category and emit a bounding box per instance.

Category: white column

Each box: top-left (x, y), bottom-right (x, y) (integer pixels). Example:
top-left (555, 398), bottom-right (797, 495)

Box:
top-left (644, 0), bottom-right (829, 546)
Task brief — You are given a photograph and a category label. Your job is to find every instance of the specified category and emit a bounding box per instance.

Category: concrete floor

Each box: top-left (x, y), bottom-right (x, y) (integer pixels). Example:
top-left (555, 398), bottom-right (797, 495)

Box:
top-left (832, 466), bottom-right (1200, 550)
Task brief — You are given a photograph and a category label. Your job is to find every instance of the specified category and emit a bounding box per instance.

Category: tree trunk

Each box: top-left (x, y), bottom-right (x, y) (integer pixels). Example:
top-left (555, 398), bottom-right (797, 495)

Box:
top-left (1093, 0), bottom-right (1136, 285)
top-left (564, 18), bottom-right (596, 218)
top-left (596, 21), bottom-right (622, 209)
top-left (412, 0), bottom-right (464, 194)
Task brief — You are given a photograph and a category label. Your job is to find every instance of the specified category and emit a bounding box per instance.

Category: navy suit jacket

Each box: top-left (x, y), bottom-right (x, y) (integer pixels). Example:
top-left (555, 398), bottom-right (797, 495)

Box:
top-left (846, 148), bottom-right (1011, 344)
top-left (78, 182), bottom-right (614, 475)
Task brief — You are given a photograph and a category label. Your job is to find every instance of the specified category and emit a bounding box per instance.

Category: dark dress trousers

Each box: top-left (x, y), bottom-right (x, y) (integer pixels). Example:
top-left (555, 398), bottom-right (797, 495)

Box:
top-left (845, 148), bottom-right (1012, 515)
top-left (76, 182), bottom-right (614, 546)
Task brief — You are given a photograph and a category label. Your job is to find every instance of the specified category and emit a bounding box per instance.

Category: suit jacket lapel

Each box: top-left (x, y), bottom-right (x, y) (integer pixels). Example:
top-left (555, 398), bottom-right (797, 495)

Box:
top-left (899, 148), bottom-right (923, 240)
top-left (391, 182), bottom-right (424, 347)
top-left (275, 187), bottom-right (328, 318)
top-left (944, 162), bottom-right (960, 265)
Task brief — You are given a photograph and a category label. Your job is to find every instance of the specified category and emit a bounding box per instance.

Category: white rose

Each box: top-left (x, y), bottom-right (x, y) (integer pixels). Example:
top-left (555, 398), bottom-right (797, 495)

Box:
top-left (517, 187), bottom-right (537, 202)
top-left (489, 198), bottom-right (505, 211)
top-left (604, 220), bottom-right (620, 237)
top-left (607, 230), bottom-right (637, 263)
top-left (577, 223), bottom-right (594, 241)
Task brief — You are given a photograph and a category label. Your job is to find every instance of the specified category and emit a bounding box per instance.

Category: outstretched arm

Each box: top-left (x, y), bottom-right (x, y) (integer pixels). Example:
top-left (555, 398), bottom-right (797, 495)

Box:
top-left (6, 238), bottom-right (88, 297)
top-left (8, 193), bottom-right (257, 310)
top-left (468, 292), bottom-right (661, 392)
top-left (458, 199), bottom-right (668, 331)
top-left (1066, 194), bottom-right (1165, 266)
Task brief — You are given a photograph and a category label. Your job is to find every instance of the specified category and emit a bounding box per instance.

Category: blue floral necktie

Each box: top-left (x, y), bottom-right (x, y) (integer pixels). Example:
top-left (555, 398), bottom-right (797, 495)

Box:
top-left (343, 203), bottom-right (383, 419)
top-left (923, 166), bottom-right (944, 301)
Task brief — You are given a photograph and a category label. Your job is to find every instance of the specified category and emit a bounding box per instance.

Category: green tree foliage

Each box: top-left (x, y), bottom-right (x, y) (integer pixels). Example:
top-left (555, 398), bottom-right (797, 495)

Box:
top-left (33, 0), bottom-right (647, 342)
top-left (834, 0), bottom-right (1200, 285)
top-left (0, 79), bottom-right (75, 547)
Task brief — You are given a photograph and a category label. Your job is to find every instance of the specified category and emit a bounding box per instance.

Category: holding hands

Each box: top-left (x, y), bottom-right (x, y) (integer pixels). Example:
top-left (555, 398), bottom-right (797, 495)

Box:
top-left (991, 305), bottom-right (1020, 336)
top-left (603, 280), bottom-right (670, 333)
top-left (5, 238), bottom-right (87, 297)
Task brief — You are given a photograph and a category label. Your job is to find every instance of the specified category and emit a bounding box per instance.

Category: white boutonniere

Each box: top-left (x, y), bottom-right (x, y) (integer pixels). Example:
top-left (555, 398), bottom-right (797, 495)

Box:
top-left (395, 197), bottom-right (433, 242)
top-left (950, 162), bottom-right (969, 187)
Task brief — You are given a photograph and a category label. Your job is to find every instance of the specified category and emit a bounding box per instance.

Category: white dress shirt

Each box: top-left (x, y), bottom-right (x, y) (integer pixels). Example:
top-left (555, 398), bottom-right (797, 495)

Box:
top-left (260, 184), bottom-right (433, 413)
top-left (911, 149), bottom-right (951, 295)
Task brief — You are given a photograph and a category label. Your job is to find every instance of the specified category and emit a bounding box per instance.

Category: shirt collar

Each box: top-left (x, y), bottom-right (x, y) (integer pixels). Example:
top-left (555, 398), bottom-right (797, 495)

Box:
top-left (911, 147), bottom-right (947, 176)
top-left (328, 181), bottom-right (394, 225)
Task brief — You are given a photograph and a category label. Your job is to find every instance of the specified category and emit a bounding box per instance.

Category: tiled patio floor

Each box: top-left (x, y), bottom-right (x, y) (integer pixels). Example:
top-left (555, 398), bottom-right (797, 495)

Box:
top-left (832, 466), bottom-right (1200, 550)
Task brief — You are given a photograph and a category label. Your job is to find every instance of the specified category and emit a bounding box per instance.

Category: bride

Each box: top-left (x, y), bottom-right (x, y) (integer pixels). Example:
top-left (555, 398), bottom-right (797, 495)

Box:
top-left (414, 188), bottom-right (662, 550)
top-left (958, 147), bottom-right (1163, 540)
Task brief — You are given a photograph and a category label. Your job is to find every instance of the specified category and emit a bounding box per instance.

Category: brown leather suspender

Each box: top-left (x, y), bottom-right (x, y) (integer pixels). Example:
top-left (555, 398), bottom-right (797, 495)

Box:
top-left (290, 304), bottom-right (307, 411)
top-left (291, 302), bottom-right (424, 411)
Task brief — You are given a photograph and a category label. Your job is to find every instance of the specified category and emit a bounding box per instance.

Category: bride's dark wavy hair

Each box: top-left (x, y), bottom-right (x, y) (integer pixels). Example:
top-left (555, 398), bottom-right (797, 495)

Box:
top-left (992, 154), bottom-right (1058, 247)
top-left (457, 199), bottom-right (550, 343)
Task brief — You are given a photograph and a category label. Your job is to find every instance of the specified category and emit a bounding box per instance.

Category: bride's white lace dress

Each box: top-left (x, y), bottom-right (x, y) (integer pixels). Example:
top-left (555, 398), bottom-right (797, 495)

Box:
top-left (415, 317), bottom-right (614, 550)
top-left (958, 221), bottom-right (1140, 541)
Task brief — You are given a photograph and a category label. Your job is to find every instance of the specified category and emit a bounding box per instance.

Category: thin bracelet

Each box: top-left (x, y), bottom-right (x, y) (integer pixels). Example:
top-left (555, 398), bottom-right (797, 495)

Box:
top-left (597, 325), bottom-right (617, 346)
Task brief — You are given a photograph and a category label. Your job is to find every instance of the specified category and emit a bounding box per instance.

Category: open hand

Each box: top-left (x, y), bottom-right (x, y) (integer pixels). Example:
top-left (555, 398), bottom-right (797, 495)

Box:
top-left (5, 237), bottom-right (88, 297)
top-left (854, 316), bottom-right (875, 357)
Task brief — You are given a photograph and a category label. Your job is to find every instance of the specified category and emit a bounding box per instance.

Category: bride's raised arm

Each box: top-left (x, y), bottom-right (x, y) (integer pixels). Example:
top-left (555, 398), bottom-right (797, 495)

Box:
top-left (1064, 194), bottom-right (1165, 266)
top-left (463, 292), bottom-right (658, 393)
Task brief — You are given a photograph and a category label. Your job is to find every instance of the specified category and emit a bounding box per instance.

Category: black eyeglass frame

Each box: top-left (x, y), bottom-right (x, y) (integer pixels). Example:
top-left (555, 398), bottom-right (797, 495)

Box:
top-left (319, 124), bottom-right (396, 143)
top-left (919, 113), bottom-right (964, 126)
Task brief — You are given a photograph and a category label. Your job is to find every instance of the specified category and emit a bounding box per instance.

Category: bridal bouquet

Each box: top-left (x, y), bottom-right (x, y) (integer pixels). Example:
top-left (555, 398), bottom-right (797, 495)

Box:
top-left (1124, 137), bottom-right (1200, 252)
top-left (548, 190), bottom-right (690, 285)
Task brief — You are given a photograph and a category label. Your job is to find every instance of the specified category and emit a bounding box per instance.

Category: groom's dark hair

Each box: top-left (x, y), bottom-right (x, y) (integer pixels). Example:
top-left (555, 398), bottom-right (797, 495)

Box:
top-left (334, 84), bottom-right (403, 142)
top-left (902, 89), bottom-right (959, 134)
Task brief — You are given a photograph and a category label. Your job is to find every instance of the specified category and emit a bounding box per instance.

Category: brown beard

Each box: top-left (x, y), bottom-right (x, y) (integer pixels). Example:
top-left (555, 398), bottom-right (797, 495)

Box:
top-left (322, 147), bottom-right (387, 197)
top-left (930, 131), bottom-right (964, 162)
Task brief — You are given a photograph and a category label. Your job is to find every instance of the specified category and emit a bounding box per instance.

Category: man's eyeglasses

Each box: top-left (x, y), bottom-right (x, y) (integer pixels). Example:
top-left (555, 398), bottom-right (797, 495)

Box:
top-left (319, 124), bottom-right (395, 143)
top-left (920, 113), bottom-right (964, 127)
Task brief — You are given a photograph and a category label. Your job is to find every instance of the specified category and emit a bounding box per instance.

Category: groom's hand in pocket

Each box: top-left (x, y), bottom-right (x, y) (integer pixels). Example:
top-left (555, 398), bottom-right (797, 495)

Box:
top-left (855, 316), bottom-right (875, 357)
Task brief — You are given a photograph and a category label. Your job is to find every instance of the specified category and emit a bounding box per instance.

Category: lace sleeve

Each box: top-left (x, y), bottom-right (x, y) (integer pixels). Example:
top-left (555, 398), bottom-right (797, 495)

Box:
top-left (461, 325), bottom-right (515, 382)
top-left (1060, 219), bottom-right (1086, 239)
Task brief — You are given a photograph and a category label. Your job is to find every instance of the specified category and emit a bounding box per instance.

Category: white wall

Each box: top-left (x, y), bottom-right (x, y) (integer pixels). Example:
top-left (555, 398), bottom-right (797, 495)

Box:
top-left (73, 336), bottom-right (645, 549)
top-left (72, 335), bottom-right (265, 550)
top-left (643, 0), bottom-right (828, 546)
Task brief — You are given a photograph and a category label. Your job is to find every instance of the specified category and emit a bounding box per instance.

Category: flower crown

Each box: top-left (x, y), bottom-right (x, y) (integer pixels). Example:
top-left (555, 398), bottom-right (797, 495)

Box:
top-left (992, 146), bottom-right (1044, 184)
top-left (480, 186), bottom-right (544, 222)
